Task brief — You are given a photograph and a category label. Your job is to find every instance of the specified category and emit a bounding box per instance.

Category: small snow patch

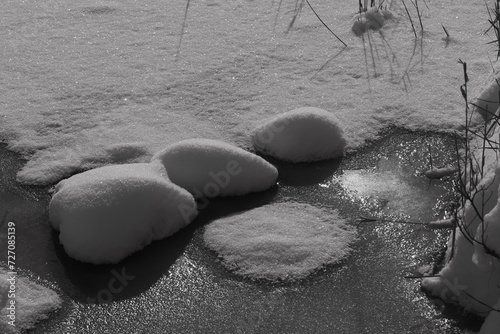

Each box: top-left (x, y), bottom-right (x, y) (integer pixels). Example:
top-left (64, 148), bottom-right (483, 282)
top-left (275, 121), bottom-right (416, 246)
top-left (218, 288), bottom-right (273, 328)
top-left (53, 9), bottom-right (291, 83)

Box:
top-left (203, 202), bottom-right (356, 281)
top-left (0, 269), bottom-right (61, 333)
top-left (251, 107), bottom-right (346, 163)
top-left (49, 163), bottom-right (197, 264)
top-left (151, 138), bottom-right (278, 198)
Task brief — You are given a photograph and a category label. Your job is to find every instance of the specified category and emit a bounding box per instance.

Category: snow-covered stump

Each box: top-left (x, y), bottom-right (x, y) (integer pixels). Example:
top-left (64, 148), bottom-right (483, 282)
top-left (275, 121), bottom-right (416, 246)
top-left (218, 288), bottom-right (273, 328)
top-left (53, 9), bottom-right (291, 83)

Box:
top-left (251, 107), bottom-right (346, 163)
top-left (49, 163), bottom-right (198, 264)
top-left (151, 138), bottom-right (278, 198)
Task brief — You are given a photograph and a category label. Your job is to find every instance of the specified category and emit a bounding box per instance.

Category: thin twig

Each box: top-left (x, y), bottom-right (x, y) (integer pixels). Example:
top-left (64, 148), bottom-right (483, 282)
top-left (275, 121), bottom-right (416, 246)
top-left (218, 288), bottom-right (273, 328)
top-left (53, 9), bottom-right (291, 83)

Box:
top-left (176, 0), bottom-right (191, 61)
top-left (402, 0), bottom-right (417, 38)
top-left (304, 0), bottom-right (347, 47)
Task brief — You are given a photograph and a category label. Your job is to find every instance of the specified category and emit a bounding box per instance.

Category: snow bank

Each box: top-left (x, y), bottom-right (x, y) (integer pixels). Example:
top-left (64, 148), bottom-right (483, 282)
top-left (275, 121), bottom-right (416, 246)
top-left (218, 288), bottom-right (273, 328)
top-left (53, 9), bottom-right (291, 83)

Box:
top-left (16, 142), bottom-right (152, 186)
top-left (0, 269), bottom-right (61, 333)
top-left (421, 125), bottom-right (500, 329)
top-left (473, 75), bottom-right (500, 122)
top-left (203, 202), bottom-right (356, 281)
top-left (49, 163), bottom-right (198, 264)
top-left (251, 107), bottom-right (346, 163)
top-left (151, 139), bottom-right (278, 198)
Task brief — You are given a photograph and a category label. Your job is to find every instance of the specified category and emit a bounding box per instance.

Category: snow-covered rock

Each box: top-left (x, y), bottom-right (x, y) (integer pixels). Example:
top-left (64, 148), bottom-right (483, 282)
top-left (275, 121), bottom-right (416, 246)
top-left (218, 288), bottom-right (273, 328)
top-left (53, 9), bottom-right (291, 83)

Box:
top-left (203, 202), bottom-right (356, 281)
top-left (0, 269), bottom-right (61, 333)
top-left (151, 138), bottom-right (278, 198)
top-left (49, 163), bottom-right (198, 264)
top-left (251, 107), bottom-right (346, 163)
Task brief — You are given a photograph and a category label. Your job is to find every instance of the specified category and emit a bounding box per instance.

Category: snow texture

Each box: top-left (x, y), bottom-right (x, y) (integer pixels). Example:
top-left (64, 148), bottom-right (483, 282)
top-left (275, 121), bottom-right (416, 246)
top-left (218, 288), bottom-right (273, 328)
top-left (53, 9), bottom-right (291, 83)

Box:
top-left (203, 202), bottom-right (356, 281)
top-left (151, 138), bottom-right (278, 198)
top-left (252, 107), bottom-right (346, 162)
top-left (0, 269), bottom-right (61, 333)
top-left (49, 163), bottom-right (198, 264)
top-left (0, 0), bottom-right (488, 186)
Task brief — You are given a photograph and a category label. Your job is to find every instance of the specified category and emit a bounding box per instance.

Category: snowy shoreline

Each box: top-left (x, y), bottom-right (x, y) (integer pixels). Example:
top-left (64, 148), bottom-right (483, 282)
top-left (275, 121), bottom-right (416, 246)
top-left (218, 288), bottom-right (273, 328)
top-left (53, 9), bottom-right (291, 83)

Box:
top-left (1, 0), bottom-right (500, 332)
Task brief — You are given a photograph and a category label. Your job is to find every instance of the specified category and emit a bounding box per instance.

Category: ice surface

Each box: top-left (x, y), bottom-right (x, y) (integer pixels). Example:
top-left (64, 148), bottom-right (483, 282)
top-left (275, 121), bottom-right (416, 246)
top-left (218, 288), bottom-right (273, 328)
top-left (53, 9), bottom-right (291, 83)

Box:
top-left (49, 163), bottom-right (198, 264)
top-left (0, 269), bottom-right (61, 333)
top-left (151, 138), bottom-right (278, 198)
top-left (252, 107), bottom-right (346, 162)
top-left (203, 202), bottom-right (356, 281)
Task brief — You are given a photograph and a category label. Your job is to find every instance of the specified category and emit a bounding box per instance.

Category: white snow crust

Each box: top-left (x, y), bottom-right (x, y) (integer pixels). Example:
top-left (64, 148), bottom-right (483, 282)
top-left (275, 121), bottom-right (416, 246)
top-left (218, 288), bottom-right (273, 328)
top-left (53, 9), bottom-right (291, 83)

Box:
top-left (0, 0), bottom-right (490, 185)
top-left (203, 202), bottom-right (356, 281)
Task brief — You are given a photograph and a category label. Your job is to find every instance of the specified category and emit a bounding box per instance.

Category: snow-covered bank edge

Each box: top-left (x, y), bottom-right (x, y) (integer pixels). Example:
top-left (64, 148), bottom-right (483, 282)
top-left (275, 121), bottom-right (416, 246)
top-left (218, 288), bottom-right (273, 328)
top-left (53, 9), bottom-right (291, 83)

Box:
top-left (421, 67), bottom-right (500, 333)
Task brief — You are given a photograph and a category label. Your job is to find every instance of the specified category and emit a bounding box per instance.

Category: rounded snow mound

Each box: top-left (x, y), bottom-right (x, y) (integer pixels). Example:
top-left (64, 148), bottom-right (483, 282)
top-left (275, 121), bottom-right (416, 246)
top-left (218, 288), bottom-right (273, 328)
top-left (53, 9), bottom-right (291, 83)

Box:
top-left (251, 107), bottom-right (347, 162)
top-left (151, 138), bottom-right (278, 198)
top-left (203, 202), bottom-right (357, 281)
top-left (49, 163), bottom-right (198, 264)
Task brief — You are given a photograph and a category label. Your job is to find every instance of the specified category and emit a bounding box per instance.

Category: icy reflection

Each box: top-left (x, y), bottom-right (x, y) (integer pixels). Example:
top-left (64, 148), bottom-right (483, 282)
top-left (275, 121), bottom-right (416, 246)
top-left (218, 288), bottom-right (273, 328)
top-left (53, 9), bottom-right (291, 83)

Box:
top-left (333, 139), bottom-right (454, 223)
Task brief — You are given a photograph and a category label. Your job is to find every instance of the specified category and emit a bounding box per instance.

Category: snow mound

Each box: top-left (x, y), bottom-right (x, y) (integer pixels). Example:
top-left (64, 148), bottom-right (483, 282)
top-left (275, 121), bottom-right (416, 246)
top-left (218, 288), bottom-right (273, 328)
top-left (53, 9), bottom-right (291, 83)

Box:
top-left (473, 76), bottom-right (500, 122)
top-left (0, 269), bottom-right (61, 333)
top-left (352, 8), bottom-right (394, 37)
top-left (251, 107), bottom-right (346, 163)
top-left (49, 163), bottom-right (198, 264)
top-left (422, 143), bottom-right (500, 321)
top-left (151, 138), bottom-right (278, 198)
top-left (203, 202), bottom-right (356, 281)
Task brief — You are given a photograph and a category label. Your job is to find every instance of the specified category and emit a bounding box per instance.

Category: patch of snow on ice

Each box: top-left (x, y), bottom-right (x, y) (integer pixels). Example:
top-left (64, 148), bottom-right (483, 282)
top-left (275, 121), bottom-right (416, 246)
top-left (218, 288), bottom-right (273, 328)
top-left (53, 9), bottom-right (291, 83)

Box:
top-left (203, 202), bottom-right (356, 281)
top-left (49, 162), bottom-right (197, 264)
top-left (251, 107), bottom-right (346, 163)
top-left (151, 138), bottom-right (278, 198)
top-left (0, 269), bottom-right (61, 333)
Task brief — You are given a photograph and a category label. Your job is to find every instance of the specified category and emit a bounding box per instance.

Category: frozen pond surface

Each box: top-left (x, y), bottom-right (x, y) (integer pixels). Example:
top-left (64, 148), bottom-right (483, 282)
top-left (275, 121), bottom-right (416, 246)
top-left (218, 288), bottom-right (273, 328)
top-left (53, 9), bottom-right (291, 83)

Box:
top-left (0, 129), bottom-right (483, 333)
